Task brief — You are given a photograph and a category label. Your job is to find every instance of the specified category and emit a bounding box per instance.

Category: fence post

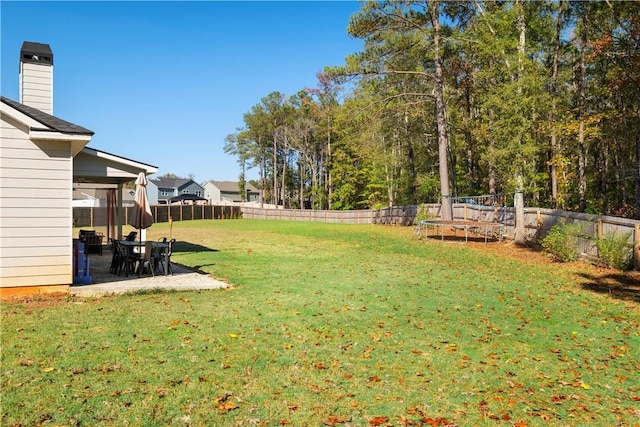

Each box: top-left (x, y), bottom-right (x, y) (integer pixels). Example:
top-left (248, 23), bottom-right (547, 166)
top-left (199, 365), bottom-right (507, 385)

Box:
top-left (597, 219), bottom-right (603, 240)
top-left (514, 191), bottom-right (525, 245)
top-left (635, 224), bottom-right (640, 271)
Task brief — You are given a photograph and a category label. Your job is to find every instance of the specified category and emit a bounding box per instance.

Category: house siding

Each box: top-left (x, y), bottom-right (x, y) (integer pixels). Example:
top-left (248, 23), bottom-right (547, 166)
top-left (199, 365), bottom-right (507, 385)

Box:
top-left (0, 113), bottom-right (73, 288)
top-left (179, 182), bottom-right (204, 197)
top-left (19, 62), bottom-right (53, 115)
top-left (203, 182), bottom-right (221, 202)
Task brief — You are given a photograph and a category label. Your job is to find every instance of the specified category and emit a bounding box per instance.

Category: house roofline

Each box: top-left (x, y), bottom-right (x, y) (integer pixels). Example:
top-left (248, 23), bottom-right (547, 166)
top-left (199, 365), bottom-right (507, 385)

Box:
top-left (1, 95), bottom-right (94, 135)
top-left (80, 146), bottom-right (158, 174)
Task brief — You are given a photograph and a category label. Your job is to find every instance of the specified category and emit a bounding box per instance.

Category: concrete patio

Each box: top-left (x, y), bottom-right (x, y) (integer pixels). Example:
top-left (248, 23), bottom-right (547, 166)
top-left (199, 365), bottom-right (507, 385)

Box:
top-left (70, 249), bottom-right (228, 297)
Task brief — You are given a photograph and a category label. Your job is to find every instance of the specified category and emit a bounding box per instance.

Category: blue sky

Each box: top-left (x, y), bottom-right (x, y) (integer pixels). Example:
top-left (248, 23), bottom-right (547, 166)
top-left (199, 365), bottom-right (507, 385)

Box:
top-left (1, 1), bottom-right (362, 183)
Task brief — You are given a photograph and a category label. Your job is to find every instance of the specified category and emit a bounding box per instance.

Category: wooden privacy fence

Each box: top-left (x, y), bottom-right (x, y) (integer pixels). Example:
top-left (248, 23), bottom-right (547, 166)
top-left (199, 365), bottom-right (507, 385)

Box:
top-left (75, 202), bottom-right (640, 268)
top-left (73, 204), bottom-right (242, 228)
top-left (241, 207), bottom-right (374, 223)
top-left (375, 203), bottom-right (640, 269)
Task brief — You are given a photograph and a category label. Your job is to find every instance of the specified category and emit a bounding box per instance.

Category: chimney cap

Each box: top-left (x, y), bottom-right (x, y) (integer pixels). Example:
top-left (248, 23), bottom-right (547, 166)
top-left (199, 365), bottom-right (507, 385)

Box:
top-left (20, 41), bottom-right (53, 66)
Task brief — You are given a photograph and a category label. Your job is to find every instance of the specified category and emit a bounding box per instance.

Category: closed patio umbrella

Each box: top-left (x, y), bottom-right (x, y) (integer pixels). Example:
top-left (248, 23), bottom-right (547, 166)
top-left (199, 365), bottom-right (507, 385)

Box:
top-left (129, 172), bottom-right (154, 240)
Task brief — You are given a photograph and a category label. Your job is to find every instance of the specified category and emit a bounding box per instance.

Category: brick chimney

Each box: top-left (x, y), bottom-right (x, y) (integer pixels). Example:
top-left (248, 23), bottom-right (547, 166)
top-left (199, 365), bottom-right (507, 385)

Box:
top-left (19, 41), bottom-right (54, 114)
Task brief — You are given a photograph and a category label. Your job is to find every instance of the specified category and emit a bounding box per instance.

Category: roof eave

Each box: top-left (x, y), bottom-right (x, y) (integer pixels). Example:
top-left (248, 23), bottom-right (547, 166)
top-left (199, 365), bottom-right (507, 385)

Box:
top-left (80, 146), bottom-right (158, 175)
top-left (30, 130), bottom-right (92, 155)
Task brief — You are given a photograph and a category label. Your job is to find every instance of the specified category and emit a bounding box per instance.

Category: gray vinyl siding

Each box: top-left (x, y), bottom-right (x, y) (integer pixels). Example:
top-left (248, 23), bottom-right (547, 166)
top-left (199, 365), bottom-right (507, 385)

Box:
top-left (19, 62), bottom-right (53, 115)
top-left (179, 182), bottom-right (204, 197)
top-left (0, 113), bottom-right (73, 287)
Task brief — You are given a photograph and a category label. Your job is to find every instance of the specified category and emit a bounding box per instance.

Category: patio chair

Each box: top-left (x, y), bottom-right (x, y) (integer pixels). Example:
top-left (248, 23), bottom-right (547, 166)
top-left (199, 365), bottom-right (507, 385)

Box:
top-left (79, 230), bottom-right (104, 255)
top-left (115, 241), bottom-right (137, 277)
top-left (136, 241), bottom-right (155, 277)
top-left (152, 237), bottom-right (168, 274)
top-left (108, 238), bottom-right (123, 274)
top-left (124, 231), bottom-right (137, 241)
top-left (166, 238), bottom-right (176, 275)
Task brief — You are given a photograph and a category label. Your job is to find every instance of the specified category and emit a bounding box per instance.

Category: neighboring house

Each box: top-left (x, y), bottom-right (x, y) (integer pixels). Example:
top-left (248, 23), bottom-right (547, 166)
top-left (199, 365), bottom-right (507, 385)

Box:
top-left (150, 177), bottom-right (205, 204)
top-left (1, 41), bottom-right (156, 299)
top-left (203, 180), bottom-right (260, 203)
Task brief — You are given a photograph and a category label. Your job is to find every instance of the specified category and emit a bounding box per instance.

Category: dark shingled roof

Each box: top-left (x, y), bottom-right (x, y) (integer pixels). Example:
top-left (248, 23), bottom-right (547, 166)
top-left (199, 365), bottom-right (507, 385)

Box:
top-left (1, 96), bottom-right (94, 136)
top-left (150, 177), bottom-right (192, 190)
top-left (20, 41), bottom-right (53, 66)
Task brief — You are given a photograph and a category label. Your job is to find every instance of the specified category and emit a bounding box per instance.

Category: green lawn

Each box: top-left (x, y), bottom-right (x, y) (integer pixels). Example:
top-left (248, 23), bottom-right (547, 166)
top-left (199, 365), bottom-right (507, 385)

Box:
top-left (2, 220), bottom-right (639, 426)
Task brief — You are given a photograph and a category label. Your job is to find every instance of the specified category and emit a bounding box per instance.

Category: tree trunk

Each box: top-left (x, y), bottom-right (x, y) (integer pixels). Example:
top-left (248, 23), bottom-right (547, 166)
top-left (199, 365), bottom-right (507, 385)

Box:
top-left (636, 91), bottom-right (640, 211)
top-left (281, 134), bottom-right (287, 208)
top-left (515, 0), bottom-right (526, 191)
top-left (578, 6), bottom-right (588, 212)
top-left (327, 117), bottom-right (332, 210)
top-left (299, 159), bottom-right (304, 210)
top-left (259, 151), bottom-right (265, 208)
top-left (431, 1), bottom-right (452, 220)
top-left (550, 1), bottom-right (563, 208)
top-left (273, 130), bottom-right (278, 206)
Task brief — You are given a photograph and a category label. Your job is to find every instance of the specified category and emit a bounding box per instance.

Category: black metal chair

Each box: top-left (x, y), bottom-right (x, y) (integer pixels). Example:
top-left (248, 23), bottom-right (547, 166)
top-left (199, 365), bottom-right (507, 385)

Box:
top-left (166, 239), bottom-right (176, 275)
top-left (108, 238), bottom-right (122, 274)
top-left (136, 241), bottom-right (155, 277)
top-left (115, 241), bottom-right (137, 277)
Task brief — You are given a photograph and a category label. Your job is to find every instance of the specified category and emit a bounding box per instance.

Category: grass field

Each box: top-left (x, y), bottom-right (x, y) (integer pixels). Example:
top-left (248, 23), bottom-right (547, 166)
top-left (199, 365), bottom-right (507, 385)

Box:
top-left (2, 219), bottom-right (639, 426)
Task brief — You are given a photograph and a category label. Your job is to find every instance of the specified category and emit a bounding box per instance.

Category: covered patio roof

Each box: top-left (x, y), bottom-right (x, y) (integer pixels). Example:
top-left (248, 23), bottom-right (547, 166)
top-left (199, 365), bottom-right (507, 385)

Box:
top-left (74, 146), bottom-right (157, 185)
top-left (73, 146), bottom-right (158, 239)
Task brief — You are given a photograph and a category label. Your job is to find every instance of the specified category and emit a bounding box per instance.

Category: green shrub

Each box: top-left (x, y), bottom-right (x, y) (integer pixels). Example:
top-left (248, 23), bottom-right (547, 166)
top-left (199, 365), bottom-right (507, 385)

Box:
top-left (596, 230), bottom-right (634, 271)
top-left (415, 203), bottom-right (434, 224)
top-left (541, 221), bottom-right (583, 262)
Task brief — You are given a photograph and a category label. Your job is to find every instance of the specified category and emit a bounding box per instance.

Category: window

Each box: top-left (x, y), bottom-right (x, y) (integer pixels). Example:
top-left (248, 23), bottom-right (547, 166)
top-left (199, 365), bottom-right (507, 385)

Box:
top-left (196, 190), bottom-right (202, 197)
top-left (182, 190), bottom-right (190, 194)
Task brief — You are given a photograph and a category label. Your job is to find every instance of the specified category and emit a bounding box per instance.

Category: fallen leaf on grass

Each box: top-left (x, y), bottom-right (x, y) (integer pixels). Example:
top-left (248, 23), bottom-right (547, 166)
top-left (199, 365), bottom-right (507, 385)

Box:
top-left (421, 417), bottom-right (451, 426)
top-left (217, 401), bottom-right (239, 412)
top-left (323, 415), bottom-right (347, 425)
top-left (369, 416), bottom-right (389, 426)
top-left (214, 391), bottom-right (234, 403)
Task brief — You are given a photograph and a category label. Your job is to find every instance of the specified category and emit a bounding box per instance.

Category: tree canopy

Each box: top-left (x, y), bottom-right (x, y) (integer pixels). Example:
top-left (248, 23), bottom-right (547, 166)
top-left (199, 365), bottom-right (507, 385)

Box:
top-left (224, 0), bottom-right (640, 218)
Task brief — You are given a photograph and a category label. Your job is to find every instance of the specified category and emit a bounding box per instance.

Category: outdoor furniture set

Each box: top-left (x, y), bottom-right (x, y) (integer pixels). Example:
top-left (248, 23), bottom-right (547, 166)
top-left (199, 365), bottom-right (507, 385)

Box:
top-left (78, 229), bottom-right (104, 255)
top-left (416, 219), bottom-right (505, 243)
top-left (108, 234), bottom-right (175, 277)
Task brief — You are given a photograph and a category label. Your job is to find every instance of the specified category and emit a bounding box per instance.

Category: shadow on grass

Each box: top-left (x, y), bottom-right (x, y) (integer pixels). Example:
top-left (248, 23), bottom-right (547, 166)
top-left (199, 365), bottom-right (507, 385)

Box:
top-left (173, 241), bottom-right (219, 253)
top-left (578, 272), bottom-right (640, 304)
top-left (171, 241), bottom-right (218, 275)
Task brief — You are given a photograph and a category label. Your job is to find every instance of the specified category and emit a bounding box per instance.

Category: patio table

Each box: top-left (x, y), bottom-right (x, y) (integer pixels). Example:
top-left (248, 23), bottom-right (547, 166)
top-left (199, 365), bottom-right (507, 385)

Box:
top-left (116, 240), bottom-right (170, 276)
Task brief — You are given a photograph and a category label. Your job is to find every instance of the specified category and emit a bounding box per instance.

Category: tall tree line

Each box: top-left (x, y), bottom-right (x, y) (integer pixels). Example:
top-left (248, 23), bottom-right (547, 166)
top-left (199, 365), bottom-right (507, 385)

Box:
top-left (224, 0), bottom-right (639, 218)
